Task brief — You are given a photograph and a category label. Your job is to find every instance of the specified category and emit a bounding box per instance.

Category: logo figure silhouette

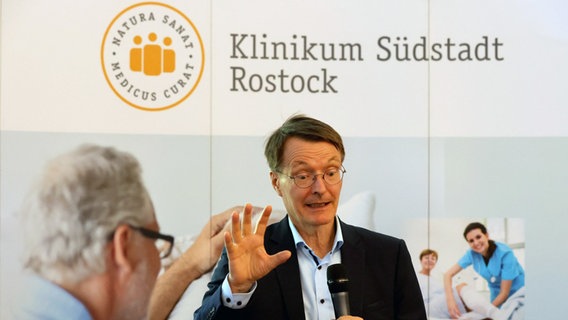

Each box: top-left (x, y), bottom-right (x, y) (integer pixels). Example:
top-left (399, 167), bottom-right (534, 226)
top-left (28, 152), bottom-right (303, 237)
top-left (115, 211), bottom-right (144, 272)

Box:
top-left (130, 33), bottom-right (176, 76)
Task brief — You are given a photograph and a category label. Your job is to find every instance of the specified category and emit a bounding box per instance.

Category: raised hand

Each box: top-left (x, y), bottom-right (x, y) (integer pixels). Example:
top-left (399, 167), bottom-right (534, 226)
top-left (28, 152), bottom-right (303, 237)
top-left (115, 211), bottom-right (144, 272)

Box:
top-left (225, 203), bottom-right (292, 293)
top-left (187, 207), bottom-right (233, 275)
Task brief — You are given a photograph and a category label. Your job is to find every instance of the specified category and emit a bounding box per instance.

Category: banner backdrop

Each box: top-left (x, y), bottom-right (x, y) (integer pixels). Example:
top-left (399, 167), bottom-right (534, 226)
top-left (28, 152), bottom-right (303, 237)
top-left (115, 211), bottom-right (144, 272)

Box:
top-left (2, 0), bottom-right (567, 318)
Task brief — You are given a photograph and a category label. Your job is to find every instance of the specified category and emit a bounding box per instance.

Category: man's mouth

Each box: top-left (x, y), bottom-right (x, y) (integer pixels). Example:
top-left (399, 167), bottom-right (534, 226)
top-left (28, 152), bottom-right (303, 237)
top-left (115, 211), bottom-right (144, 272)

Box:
top-left (307, 202), bottom-right (329, 208)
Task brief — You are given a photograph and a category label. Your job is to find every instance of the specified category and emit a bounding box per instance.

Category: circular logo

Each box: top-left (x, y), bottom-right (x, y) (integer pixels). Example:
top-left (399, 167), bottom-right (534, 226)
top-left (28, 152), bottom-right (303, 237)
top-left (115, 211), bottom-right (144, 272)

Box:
top-left (101, 2), bottom-right (204, 111)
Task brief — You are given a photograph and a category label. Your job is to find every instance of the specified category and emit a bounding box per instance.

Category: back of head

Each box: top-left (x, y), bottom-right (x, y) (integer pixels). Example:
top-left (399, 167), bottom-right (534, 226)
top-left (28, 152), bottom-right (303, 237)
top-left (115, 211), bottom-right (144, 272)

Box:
top-left (264, 114), bottom-right (345, 171)
top-left (19, 144), bottom-right (153, 284)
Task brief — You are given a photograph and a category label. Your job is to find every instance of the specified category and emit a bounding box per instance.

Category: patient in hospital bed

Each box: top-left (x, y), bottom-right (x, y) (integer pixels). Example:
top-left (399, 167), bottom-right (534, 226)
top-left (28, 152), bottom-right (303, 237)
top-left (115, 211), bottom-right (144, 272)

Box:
top-left (418, 249), bottom-right (467, 319)
top-left (417, 249), bottom-right (524, 320)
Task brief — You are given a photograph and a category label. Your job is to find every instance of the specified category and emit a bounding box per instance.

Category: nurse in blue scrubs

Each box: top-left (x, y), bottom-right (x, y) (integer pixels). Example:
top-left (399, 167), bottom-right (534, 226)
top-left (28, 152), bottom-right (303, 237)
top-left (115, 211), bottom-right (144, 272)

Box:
top-left (443, 222), bottom-right (525, 319)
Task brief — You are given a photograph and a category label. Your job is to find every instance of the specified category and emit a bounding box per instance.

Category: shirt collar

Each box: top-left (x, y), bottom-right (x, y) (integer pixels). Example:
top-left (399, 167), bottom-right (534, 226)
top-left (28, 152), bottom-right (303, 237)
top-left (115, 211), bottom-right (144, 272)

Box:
top-left (287, 215), bottom-right (344, 254)
top-left (14, 273), bottom-right (93, 320)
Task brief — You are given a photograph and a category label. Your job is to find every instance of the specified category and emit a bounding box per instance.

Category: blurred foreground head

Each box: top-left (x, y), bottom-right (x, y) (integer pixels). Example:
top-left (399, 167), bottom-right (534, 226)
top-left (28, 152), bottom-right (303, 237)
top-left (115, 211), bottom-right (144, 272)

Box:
top-left (20, 144), bottom-right (154, 284)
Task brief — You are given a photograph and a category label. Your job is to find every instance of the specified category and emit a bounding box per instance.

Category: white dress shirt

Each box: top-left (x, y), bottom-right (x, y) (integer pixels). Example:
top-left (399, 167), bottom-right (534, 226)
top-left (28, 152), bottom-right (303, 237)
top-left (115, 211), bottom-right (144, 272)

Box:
top-left (221, 216), bottom-right (344, 320)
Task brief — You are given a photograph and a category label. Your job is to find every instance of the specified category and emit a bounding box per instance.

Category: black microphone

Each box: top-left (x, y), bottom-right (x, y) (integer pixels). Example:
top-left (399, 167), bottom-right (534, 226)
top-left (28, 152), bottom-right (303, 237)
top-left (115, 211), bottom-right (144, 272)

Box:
top-left (327, 263), bottom-right (350, 318)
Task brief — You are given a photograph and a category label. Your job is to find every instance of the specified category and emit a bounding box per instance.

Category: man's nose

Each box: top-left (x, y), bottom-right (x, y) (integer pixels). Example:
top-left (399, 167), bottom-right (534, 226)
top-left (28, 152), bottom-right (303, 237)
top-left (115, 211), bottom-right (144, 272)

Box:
top-left (310, 174), bottom-right (327, 191)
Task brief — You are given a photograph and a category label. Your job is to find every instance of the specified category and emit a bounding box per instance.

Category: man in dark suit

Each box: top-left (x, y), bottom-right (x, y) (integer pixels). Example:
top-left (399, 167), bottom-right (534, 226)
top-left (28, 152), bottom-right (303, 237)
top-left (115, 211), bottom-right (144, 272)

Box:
top-left (194, 115), bottom-right (426, 320)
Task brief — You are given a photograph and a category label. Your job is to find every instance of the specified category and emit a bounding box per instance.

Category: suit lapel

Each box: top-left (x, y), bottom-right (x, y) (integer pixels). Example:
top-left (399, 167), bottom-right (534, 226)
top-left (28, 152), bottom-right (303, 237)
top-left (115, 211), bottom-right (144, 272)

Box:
top-left (265, 218), bottom-right (365, 319)
top-left (339, 222), bottom-right (366, 316)
top-left (268, 217), bottom-right (306, 320)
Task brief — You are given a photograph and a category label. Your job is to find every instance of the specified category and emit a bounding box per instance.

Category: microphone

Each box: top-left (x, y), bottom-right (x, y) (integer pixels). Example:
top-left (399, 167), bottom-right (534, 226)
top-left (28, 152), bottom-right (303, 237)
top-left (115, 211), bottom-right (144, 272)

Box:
top-left (327, 263), bottom-right (350, 318)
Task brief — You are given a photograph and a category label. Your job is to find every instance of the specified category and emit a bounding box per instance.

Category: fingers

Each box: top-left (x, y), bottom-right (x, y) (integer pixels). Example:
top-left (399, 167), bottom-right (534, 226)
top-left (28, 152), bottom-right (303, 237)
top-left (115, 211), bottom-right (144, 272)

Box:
top-left (224, 231), bottom-right (233, 252)
top-left (269, 250), bottom-right (292, 268)
top-left (254, 205), bottom-right (272, 235)
top-left (211, 209), bottom-right (232, 233)
top-left (229, 203), bottom-right (272, 243)
top-left (449, 306), bottom-right (461, 319)
top-left (242, 203), bottom-right (253, 236)
top-left (211, 227), bottom-right (226, 247)
top-left (230, 211), bottom-right (242, 243)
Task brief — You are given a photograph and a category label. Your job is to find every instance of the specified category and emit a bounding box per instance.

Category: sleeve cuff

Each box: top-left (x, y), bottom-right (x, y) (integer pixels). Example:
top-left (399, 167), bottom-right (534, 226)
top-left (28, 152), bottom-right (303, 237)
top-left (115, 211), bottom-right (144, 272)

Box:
top-left (220, 276), bottom-right (257, 309)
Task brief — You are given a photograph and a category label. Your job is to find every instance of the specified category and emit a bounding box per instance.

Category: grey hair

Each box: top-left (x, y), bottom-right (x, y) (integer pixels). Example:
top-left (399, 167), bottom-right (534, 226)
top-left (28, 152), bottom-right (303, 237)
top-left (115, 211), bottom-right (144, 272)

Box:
top-left (19, 144), bottom-right (154, 284)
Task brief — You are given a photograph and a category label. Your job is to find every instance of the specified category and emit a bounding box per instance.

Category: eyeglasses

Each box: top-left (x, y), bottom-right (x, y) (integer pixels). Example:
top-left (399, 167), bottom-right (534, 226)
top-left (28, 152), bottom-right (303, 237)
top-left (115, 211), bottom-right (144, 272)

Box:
top-left (129, 225), bottom-right (175, 259)
top-left (277, 166), bottom-right (346, 189)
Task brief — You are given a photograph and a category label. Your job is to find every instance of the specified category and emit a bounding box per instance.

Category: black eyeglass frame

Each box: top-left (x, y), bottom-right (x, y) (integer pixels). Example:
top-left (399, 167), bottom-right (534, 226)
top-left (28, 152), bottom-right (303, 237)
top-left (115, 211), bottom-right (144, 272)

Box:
top-left (129, 225), bottom-right (175, 259)
top-left (276, 166), bottom-right (347, 189)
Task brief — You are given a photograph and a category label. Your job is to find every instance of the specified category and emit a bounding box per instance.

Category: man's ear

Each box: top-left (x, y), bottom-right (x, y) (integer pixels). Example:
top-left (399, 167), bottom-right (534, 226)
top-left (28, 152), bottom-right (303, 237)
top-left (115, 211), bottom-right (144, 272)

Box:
top-left (270, 171), bottom-right (282, 196)
top-left (110, 225), bottom-right (135, 275)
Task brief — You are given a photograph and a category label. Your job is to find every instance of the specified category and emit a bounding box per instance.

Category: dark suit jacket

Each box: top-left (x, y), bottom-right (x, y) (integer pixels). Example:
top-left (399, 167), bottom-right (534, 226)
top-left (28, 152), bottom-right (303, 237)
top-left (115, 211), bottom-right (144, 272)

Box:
top-left (194, 217), bottom-right (426, 320)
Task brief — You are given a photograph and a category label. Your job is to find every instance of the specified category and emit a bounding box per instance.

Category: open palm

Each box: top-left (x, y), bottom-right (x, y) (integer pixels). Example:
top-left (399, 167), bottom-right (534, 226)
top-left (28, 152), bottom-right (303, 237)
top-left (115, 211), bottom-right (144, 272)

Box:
top-left (225, 204), bottom-right (291, 293)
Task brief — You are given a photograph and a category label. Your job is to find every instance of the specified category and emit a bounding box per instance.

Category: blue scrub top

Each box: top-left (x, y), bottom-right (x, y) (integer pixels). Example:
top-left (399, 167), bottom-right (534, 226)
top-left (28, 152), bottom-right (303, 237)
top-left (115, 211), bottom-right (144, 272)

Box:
top-left (458, 242), bottom-right (525, 302)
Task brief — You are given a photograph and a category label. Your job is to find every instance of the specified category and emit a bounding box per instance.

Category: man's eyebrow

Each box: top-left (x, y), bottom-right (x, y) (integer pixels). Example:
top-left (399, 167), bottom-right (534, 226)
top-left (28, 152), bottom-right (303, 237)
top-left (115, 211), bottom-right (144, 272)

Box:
top-left (289, 160), bottom-right (342, 169)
